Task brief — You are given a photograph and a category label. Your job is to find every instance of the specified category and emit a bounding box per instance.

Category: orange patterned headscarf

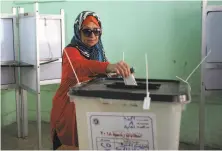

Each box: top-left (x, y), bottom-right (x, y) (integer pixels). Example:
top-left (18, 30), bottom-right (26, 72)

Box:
top-left (82, 15), bottom-right (100, 27)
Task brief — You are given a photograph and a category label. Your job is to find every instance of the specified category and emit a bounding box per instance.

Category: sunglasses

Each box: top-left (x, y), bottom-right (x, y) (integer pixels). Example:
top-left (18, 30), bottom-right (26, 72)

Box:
top-left (81, 28), bottom-right (102, 37)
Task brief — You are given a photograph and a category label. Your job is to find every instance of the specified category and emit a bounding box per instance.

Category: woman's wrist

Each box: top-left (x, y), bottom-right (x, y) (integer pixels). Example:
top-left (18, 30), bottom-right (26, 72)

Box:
top-left (106, 63), bottom-right (115, 73)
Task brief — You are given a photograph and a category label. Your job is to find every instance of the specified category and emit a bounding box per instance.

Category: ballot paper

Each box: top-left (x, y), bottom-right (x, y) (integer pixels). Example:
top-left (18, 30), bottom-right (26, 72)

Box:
top-left (123, 74), bottom-right (137, 86)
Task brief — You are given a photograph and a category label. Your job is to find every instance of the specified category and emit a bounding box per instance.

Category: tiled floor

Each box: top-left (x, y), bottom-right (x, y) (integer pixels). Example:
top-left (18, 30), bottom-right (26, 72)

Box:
top-left (1, 121), bottom-right (51, 150)
top-left (0, 121), bottom-right (218, 150)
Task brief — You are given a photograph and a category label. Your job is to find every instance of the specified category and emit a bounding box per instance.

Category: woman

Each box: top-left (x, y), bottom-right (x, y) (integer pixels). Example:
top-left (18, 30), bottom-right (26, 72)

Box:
top-left (50, 11), bottom-right (131, 150)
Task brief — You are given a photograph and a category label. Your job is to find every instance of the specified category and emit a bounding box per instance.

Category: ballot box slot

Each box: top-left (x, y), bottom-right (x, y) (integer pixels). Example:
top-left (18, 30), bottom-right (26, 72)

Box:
top-left (105, 82), bottom-right (161, 90)
top-left (106, 77), bottom-right (180, 83)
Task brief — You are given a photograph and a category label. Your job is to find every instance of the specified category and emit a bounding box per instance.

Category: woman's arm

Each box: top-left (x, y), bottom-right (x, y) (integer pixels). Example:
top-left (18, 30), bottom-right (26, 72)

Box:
top-left (63, 47), bottom-right (109, 78)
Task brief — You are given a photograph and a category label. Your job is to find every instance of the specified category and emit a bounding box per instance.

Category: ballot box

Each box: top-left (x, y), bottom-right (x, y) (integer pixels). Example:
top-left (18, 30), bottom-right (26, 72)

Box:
top-left (68, 78), bottom-right (190, 150)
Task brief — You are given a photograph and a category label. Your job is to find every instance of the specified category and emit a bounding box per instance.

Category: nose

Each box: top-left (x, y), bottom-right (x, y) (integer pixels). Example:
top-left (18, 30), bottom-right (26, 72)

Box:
top-left (89, 32), bottom-right (95, 38)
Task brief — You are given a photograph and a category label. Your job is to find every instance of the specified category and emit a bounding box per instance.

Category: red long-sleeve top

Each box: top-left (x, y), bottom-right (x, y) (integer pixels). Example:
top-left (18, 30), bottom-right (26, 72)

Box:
top-left (50, 46), bottom-right (109, 146)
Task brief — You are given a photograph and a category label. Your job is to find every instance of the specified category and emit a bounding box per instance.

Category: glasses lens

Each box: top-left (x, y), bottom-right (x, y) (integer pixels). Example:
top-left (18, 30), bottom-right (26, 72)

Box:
top-left (82, 28), bottom-right (101, 37)
top-left (93, 29), bottom-right (101, 36)
top-left (82, 29), bottom-right (92, 37)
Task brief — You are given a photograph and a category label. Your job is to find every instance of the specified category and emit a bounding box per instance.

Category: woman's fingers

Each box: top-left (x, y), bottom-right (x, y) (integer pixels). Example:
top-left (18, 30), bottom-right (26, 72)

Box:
top-left (116, 61), bottom-right (131, 77)
top-left (116, 63), bottom-right (125, 77)
top-left (121, 61), bottom-right (131, 77)
top-left (106, 61), bottom-right (131, 77)
top-left (115, 67), bottom-right (120, 75)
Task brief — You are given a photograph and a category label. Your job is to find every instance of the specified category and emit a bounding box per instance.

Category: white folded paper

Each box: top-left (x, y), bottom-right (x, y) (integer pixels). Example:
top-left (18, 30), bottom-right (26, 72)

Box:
top-left (123, 74), bottom-right (137, 86)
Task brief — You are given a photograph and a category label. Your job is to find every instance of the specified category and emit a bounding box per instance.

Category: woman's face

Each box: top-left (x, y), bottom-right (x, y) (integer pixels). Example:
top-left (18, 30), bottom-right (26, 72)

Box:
top-left (80, 22), bottom-right (101, 47)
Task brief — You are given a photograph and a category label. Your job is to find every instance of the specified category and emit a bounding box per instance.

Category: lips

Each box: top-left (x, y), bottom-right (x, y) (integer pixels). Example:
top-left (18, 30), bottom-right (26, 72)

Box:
top-left (87, 40), bottom-right (95, 43)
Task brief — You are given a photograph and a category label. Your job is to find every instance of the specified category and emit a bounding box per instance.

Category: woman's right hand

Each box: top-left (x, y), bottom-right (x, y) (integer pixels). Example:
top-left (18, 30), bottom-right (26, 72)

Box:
top-left (106, 61), bottom-right (131, 78)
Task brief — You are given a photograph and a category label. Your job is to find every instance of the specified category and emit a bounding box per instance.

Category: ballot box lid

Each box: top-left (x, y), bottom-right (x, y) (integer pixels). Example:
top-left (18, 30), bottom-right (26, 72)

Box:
top-left (68, 78), bottom-right (189, 102)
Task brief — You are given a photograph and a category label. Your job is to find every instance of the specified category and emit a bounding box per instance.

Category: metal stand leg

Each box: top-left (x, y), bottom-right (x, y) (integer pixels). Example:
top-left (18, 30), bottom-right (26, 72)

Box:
top-left (37, 93), bottom-right (42, 149)
top-left (200, 84), bottom-right (205, 150)
top-left (200, 0), bottom-right (207, 149)
top-left (21, 89), bottom-right (28, 137)
top-left (15, 88), bottom-right (21, 138)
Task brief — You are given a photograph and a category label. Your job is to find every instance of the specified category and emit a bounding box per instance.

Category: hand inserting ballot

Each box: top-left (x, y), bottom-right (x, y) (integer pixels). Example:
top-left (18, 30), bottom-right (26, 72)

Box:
top-left (106, 61), bottom-right (131, 78)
